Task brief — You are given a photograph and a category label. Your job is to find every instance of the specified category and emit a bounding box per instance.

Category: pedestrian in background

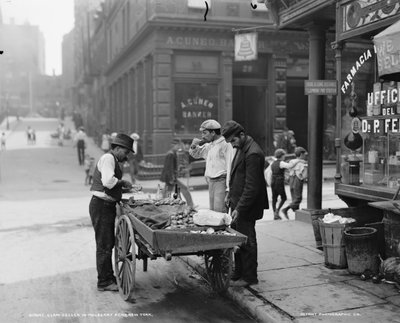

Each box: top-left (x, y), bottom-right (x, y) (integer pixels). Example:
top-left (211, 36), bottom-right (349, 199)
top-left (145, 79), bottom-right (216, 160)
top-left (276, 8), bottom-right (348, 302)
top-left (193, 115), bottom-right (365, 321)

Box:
top-left (281, 147), bottom-right (308, 219)
top-left (160, 138), bottom-right (194, 207)
top-left (84, 154), bottom-right (91, 185)
top-left (32, 129), bottom-right (36, 145)
top-left (128, 133), bottom-right (143, 184)
top-left (89, 133), bottom-right (134, 292)
top-left (27, 126), bottom-right (33, 145)
top-left (1, 132), bottom-right (6, 151)
top-left (274, 127), bottom-right (296, 154)
top-left (222, 120), bottom-right (268, 287)
top-left (57, 123), bottom-right (65, 146)
top-left (74, 126), bottom-right (87, 165)
top-left (189, 119), bottom-right (234, 213)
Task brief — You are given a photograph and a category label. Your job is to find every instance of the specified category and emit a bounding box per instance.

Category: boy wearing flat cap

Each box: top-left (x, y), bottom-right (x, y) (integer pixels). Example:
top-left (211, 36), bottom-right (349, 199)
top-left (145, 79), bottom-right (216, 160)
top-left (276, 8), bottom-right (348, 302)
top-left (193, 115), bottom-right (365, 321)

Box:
top-left (189, 119), bottom-right (234, 213)
top-left (89, 133), bottom-right (134, 292)
top-left (222, 120), bottom-right (269, 287)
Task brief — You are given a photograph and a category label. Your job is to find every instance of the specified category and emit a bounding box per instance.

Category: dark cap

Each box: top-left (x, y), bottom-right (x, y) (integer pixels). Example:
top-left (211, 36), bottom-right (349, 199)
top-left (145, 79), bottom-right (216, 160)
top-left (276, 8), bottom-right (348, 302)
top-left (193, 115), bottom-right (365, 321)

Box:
top-left (222, 120), bottom-right (244, 142)
top-left (111, 133), bottom-right (135, 153)
top-left (295, 146), bottom-right (307, 156)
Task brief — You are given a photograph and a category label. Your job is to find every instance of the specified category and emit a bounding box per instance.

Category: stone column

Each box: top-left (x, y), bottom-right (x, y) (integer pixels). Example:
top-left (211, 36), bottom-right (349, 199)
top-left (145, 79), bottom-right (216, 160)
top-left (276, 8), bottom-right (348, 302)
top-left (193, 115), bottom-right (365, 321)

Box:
top-left (152, 49), bottom-right (173, 154)
top-left (142, 56), bottom-right (153, 154)
top-left (307, 23), bottom-right (327, 210)
top-left (221, 52), bottom-right (233, 122)
top-left (333, 41), bottom-right (343, 183)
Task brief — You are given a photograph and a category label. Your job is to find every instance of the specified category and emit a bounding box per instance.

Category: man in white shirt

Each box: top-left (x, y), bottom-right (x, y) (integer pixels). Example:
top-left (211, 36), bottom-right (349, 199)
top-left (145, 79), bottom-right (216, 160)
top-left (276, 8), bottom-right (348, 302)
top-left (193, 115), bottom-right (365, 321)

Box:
top-left (89, 133), bottom-right (134, 292)
top-left (74, 126), bottom-right (88, 165)
top-left (189, 119), bottom-right (234, 213)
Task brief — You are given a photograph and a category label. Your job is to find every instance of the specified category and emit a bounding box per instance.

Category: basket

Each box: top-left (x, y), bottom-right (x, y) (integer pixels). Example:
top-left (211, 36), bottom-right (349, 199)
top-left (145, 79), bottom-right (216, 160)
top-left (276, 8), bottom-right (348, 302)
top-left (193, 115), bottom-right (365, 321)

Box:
top-left (310, 206), bottom-right (383, 249)
top-left (319, 220), bottom-right (353, 269)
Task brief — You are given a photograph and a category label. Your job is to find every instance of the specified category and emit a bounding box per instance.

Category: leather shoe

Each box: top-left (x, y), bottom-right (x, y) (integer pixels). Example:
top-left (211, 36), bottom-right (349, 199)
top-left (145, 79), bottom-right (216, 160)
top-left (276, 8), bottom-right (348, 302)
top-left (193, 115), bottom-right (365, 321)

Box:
top-left (273, 210), bottom-right (281, 220)
top-left (97, 282), bottom-right (119, 292)
top-left (281, 208), bottom-right (289, 220)
top-left (230, 279), bottom-right (258, 287)
top-left (230, 272), bottom-right (241, 281)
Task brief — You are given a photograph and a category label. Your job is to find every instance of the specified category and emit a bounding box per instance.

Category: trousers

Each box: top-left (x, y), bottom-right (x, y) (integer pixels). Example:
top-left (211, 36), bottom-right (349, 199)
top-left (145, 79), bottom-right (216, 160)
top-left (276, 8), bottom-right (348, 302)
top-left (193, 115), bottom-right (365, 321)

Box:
top-left (89, 196), bottom-right (117, 288)
top-left (231, 217), bottom-right (258, 283)
top-left (208, 176), bottom-right (227, 213)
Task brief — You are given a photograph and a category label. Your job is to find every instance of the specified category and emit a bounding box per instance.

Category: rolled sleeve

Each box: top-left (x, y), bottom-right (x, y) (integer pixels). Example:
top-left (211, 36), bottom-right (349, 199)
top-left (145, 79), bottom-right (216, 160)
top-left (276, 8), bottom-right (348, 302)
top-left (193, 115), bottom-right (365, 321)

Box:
top-left (98, 154), bottom-right (119, 189)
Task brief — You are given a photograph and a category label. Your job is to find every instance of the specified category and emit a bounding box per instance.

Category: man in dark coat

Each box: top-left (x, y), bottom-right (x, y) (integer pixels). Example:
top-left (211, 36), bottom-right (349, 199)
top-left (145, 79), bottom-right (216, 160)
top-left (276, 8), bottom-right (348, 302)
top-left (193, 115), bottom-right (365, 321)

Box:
top-left (222, 120), bottom-right (269, 287)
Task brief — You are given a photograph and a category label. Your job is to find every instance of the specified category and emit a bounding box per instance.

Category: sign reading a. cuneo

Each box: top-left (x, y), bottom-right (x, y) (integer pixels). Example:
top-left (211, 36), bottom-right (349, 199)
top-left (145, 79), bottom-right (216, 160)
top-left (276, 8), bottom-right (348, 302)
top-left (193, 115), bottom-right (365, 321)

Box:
top-left (304, 80), bottom-right (338, 95)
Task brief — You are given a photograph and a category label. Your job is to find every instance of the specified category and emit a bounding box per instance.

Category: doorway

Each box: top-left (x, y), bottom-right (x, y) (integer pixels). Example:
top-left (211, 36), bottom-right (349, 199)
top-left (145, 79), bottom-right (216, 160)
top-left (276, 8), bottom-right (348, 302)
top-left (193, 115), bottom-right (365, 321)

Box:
top-left (233, 83), bottom-right (268, 153)
top-left (286, 78), bottom-right (308, 150)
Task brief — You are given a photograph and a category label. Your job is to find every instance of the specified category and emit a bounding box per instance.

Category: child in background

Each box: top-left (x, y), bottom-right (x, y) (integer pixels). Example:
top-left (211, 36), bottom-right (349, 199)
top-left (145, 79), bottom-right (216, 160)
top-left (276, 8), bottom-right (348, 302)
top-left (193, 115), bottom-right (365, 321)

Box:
top-left (88, 157), bottom-right (96, 185)
top-left (1, 132), bottom-right (6, 151)
top-left (84, 154), bottom-right (91, 185)
top-left (270, 149), bottom-right (300, 220)
top-left (281, 147), bottom-right (308, 219)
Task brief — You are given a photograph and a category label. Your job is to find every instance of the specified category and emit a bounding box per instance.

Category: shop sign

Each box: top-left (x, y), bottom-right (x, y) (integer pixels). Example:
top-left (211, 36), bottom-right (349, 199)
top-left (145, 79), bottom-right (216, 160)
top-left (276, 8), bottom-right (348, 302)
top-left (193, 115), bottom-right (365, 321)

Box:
top-left (362, 85), bottom-right (400, 134)
top-left (175, 83), bottom-right (218, 133)
top-left (373, 19), bottom-right (400, 80)
top-left (234, 32), bottom-right (258, 61)
top-left (340, 0), bottom-right (400, 37)
top-left (304, 80), bottom-right (337, 95)
top-left (340, 49), bottom-right (374, 94)
top-left (164, 36), bottom-right (309, 54)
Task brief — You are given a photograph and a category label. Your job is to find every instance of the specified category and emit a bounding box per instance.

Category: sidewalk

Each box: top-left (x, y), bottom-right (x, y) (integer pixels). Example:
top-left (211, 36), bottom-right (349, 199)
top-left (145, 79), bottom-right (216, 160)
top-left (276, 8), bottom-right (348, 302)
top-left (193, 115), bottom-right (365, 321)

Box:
top-left (6, 118), bottom-right (398, 322)
top-left (181, 220), bottom-right (400, 323)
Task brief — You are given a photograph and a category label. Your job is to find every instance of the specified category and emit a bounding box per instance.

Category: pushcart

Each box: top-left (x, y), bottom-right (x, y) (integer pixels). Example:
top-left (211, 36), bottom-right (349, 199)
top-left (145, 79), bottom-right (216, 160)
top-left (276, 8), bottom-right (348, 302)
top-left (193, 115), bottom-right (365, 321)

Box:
top-left (114, 200), bottom-right (247, 301)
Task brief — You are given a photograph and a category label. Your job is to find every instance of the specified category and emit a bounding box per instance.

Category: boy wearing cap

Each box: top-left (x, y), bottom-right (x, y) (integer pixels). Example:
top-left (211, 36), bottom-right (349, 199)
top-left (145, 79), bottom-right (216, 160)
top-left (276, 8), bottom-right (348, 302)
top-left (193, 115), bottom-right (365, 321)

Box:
top-left (222, 120), bottom-right (269, 287)
top-left (281, 147), bottom-right (308, 218)
top-left (189, 119), bottom-right (234, 213)
top-left (89, 133), bottom-right (134, 292)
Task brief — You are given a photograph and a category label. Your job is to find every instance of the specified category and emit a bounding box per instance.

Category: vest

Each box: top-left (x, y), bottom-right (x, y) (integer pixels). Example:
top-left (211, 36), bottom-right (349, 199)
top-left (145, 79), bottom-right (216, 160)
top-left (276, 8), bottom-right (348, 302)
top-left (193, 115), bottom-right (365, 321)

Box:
top-left (90, 152), bottom-right (123, 201)
top-left (271, 160), bottom-right (285, 178)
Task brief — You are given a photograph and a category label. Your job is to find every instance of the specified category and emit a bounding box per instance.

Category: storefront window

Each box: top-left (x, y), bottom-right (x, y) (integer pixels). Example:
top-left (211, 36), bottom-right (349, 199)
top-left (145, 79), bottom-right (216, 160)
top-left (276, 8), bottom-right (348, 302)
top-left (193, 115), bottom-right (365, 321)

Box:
top-left (174, 82), bottom-right (219, 134)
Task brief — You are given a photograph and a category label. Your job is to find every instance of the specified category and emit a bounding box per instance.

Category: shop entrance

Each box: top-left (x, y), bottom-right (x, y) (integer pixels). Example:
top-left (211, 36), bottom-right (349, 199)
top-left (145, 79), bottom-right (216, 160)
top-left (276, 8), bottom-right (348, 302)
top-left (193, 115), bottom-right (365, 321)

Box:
top-left (233, 81), bottom-right (269, 154)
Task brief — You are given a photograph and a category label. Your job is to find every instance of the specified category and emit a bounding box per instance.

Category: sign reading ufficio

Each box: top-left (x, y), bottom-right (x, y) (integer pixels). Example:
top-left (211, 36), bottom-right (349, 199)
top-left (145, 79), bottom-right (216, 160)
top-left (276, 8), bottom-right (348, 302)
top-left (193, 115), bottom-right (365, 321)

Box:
top-left (304, 80), bottom-right (338, 95)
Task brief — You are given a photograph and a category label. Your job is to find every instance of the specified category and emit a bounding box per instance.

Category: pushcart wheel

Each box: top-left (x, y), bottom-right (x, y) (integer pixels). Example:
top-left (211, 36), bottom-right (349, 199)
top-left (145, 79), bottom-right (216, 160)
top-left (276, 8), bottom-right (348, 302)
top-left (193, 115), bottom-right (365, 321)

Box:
top-left (204, 248), bottom-right (233, 293)
top-left (114, 214), bottom-right (136, 301)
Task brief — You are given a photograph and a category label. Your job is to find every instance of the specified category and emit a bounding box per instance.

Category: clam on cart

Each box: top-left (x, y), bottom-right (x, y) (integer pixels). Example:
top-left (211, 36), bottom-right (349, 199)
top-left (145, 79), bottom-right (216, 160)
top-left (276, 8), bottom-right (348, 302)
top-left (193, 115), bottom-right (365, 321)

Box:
top-left (114, 196), bottom-right (247, 301)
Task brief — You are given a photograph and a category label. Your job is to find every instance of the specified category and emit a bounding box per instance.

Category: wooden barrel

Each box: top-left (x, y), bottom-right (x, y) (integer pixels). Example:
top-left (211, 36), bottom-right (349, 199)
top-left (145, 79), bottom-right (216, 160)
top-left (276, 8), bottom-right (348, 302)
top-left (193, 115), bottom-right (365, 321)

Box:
top-left (383, 211), bottom-right (400, 258)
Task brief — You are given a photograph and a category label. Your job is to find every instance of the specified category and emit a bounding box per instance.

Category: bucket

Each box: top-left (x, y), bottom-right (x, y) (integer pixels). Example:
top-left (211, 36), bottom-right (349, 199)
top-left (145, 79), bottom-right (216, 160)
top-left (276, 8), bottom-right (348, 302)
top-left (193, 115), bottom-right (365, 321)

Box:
top-left (344, 227), bottom-right (379, 275)
top-left (319, 221), bottom-right (350, 269)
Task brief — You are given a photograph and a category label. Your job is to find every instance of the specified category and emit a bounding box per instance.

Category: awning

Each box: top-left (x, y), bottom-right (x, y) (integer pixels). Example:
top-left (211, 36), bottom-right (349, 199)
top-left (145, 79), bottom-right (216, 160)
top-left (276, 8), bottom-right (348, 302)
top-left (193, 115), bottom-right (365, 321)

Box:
top-left (373, 19), bottom-right (400, 81)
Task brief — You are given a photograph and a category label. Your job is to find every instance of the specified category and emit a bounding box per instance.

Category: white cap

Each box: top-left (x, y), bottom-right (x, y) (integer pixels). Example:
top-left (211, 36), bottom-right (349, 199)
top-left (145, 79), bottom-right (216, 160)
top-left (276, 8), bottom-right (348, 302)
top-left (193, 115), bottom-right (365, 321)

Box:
top-left (199, 119), bottom-right (221, 131)
top-left (130, 133), bottom-right (140, 140)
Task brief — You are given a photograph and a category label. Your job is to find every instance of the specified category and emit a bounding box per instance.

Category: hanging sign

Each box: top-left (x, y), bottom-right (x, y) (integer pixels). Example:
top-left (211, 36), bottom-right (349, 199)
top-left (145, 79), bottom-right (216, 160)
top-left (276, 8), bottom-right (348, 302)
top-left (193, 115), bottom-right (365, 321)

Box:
top-left (234, 32), bottom-right (258, 61)
top-left (304, 80), bottom-right (337, 95)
